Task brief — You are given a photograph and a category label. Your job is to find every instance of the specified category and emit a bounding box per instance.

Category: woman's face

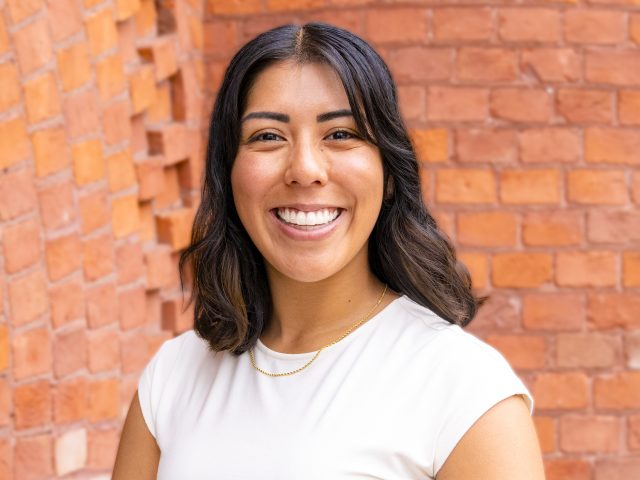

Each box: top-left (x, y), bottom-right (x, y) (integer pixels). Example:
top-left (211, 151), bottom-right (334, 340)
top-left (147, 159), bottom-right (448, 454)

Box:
top-left (231, 60), bottom-right (384, 283)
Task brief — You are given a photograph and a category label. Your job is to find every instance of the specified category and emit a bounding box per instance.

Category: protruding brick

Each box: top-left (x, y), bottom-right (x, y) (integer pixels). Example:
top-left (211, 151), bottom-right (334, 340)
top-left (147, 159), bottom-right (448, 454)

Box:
top-left (3, 219), bottom-right (40, 273)
top-left (15, 434), bottom-right (53, 480)
top-left (427, 86), bottom-right (487, 121)
top-left (85, 8), bottom-right (118, 56)
top-left (366, 8), bottom-right (428, 44)
top-left (162, 297), bottom-right (193, 333)
top-left (432, 7), bottom-right (492, 42)
top-left (492, 252), bottom-right (553, 288)
top-left (586, 49), bottom-right (640, 86)
top-left (55, 428), bottom-right (87, 476)
top-left (532, 372), bottom-right (589, 409)
top-left (594, 372), bottom-right (640, 409)
top-left (0, 63), bottom-right (21, 112)
top-left (13, 327), bottom-right (52, 380)
top-left (32, 127), bottom-right (70, 177)
top-left (56, 42), bottom-right (92, 92)
top-left (14, 380), bottom-right (51, 429)
top-left (523, 211), bottom-right (583, 246)
top-left (560, 415), bottom-right (619, 452)
top-left (557, 251), bottom-right (616, 287)
top-left (54, 377), bottom-right (87, 424)
top-left (111, 195), bottom-right (141, 238)
top-left (147, 124), bottom-right (195, 165)
top-left (45, 234), bottom-right (82, 281)
top-left (0, 169), bottom-right (37, 221)
top-left (130, 65), bottom-right (157, 114)
top-left (96, 54), bottom-right (126, 100)
top-left (456, 128), bottom-right (516, 164)
top-left (47, 0), bottom-right (83, 42)
top-left (619, 90), bottom-right (640, 125)
top-left (519, 128), bottom-right (580, 164)
top-left (156, 208), bottom-right (195, 251)
top-left (456, 48), bottom-right (518, 82)
top-left (587, 210), bottom-right (640, 244)
top-left (521, 48), bottom-right (581, 83)
top-left (457, 212), bottom-right (516, 247)
top-left (565, 10), bottom-right (626, 44)
top-left (88, 329), bottom-right (120, 373)
top-left (498, 8), bottom-right (561, 42)
top-left (491, 88), bottom-right (552, 123)
top-left (24, 73), bottom-right (61, 124)
top-left (589, 293), bottom-right (640, 330)
top-left (9, 270), bottom-right (48, 325)
top-left (49, 279), bottom-right (84, 328)
top-left (556, 88), bottom-right (613, 123)
top-left (500, 170), bottom-right (560, 204)
top-left (72, 140), bottom-right (104, 185)
top-left (86, 283), bottom-right (118, 329)
top-left (134, 0), bottom-right (158, 36)
top-left (436, 169), bottom-right (496, 204)
top-left (0, 116), bottom-right (30, 169)
top-left (106, 150), bottom-right (136, 192)
top-left (14, 19), bottom-right (53, 75)
top-left (139, 37), bottom-right (179, 81)
top-left (484, 334), bottom-right (546, 370)
top-left (568, 170), bottom-right (627, 205)
top-left (147, 83), bottom-right (172, 123)
top-left (115, 0), bottom-right (141, 20)
top-left (89, 378), bottom-right (120, 422)
top-left (145, 247), bottom-right (178, 290)
top-left (623, 252), bottom-right (640, 287)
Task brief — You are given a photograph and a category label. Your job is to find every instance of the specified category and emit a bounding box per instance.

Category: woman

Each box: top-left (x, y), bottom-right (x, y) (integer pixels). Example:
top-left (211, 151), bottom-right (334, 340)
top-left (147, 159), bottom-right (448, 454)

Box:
top-left (113, 23), bottom-right (544, 479)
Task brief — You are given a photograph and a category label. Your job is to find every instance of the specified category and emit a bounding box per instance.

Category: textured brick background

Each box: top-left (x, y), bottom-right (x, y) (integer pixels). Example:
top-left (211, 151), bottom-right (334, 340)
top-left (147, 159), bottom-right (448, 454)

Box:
top-left (0, 0), bottom-right (638, 478)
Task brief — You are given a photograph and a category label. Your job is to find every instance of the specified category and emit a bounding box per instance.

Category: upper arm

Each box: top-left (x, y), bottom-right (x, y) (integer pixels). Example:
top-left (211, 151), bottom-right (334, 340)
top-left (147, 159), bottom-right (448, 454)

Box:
top-left (436, 395), bottom-right (545, 480)
top-left (112, 391), bottom-right (161, 480)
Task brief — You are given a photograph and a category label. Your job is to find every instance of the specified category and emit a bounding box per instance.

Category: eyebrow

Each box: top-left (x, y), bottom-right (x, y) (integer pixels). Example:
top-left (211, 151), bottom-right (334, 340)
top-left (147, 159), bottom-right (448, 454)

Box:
top-left (241, 109), bottom-right (353, 123)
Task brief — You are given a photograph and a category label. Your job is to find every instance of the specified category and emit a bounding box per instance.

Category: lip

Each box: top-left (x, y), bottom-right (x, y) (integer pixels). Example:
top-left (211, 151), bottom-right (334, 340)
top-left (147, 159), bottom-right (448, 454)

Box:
top-left (269, 207), bottom-right (345, 241)
top-left (272, 204), bottom-right (342, 212)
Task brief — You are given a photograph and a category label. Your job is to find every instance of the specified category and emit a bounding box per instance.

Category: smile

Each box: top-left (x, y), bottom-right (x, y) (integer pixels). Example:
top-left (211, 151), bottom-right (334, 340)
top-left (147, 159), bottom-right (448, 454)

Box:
top-left (275, 207), bottom-right (342, 229)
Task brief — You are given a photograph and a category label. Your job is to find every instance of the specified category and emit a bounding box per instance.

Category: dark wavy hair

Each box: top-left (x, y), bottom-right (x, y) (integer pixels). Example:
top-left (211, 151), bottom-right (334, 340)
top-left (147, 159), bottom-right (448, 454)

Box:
top-left (179, 22), bottom-right (485, 354)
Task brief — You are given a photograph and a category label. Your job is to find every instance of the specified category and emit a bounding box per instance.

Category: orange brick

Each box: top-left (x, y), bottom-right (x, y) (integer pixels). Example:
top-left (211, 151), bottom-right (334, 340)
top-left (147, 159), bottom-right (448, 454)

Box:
top-left (115, 0), bottom-right (141, 20)
top-left (632, 14), bottom-right (640, 44)
top-left (134, 0), bottom-right (157, 36)
top-left (156, 208), bottom-right (195, 250)
top-left (0, 327), bottom-right (8, 371)
top-left (13, 18), bottom-right (52, 75)
top-left (500, 170), bottom-right (560, 204)
top-left (136, 156), bottom-right (165, 200)
top-left (86, 283), bottom-right (118, 329)
top-left (498, 8), bottom-right (561, 42)
top-left (456, 48), bottom-right (518, 82)
top-left (532, 372), bottom-right (589, 409)
top-left (83, 234), bottom-right (115, 281)
top-left (619, 90), bottom-right (640, 125)
top-left (12, 327), bottom-right (52, 380)
top-left (89, 378), bottom-right (119, 422)
top-left (557, 333), bottom-right (619, 368)
top-left (521, 48), bottom-right (581, 83)
top-left (177, 152), bottom-right (204, 191)
top-left (130, 65), bottom-right (157, 114)
top-left (545, 459), bottom-right (591, 480)
top-left (32, 127), bottom-right (70, 177)
top-left (484, 334), bottom-right (546, 370)
top-left (3, 219), bottom-right (40, 273)
top-left (589, 292), bottom-right (640, 330)
top-left (53, 328), bottom-right (87, 378)
top-left (267, 0), bottom-right (323, 10)
top-left (88, 329), bottom-right (120, 373)
top-left (85, 8), bottom-right (118, 56)
top-left (457, 212), bottom-right (516, 247)
top-left (0, 18), bottom-right (7, 55)
top-left (56, 42), bottom-right (91, 92)
top-left (456, 128), bottom-right (516, 164)
top-left (103, 100), bottom-right (132, 145)
top-left (595, 372), bottom-right (640, 409)
top-left (78, 189), bottom-right (109, 234)
top-left (54, 377), bottom-right (87, 424)
top-left (147, 83), bottom-right (172, 123)
top-left (595, 458), bottom-right (640, 480)
top-left (411, 129), bottom-right (448, 163)
top-left (435, 169), bottom-right (496, 204)
top-left (467, 292), bottom-right (520, 331)
top-left (568, 169), bottom-right (627, 205)
top-left (623, 252), bottom-right (640, 287)
top-left (145, 247), bottom-right (178, 290)
top-left (24, 73), bottom-right (61, 124)
top-left (491, 88), bottom-right (552, 123)
top-left (49, 279), bottom-right (84, 328)
top-left (492, 252), bottom-right (553, 288)
top-left (629, 415), bottom-right (640, 450)
top-left (586, 127), bottom-right (640, 164)
top-left (428, 86), bottom-right (488, 122)
top-left (162, 297), bottom-right (194, 334)
top-left (556, 88), bottom-right (613, 123)
top-left (15, 434), bottom-right (53, 480)
top-left (47, 0), bottom-right (83, 42)
top-left (63, 89), bottom-right (100, 139)
top-left (587, 210), bottom-right (640, 244)
top-left (565, 10), bottom-right (626, 44)
top-left (112, 195), bottom-right (140, 238)
top-left (0, 116), bottom-right (30, 169)
top-left (398, 85), bottom-right (426, 121)
top-left (560, 415), bottom-right (619, 452)
top-left (38, 181), bottom-right (75, 231)
top-left (432, 7), bottom-right (492, 42)
top-left (72, 139), bottom-right (104, 185)
top-left (9, 270), bottom-right (48, 325)
top-left (147, 124), bottom-right (195, 165)
top-left (139, 37), bottom-right (179, 81)
top-left (96, 54), bottom-right (126, 100)
top-left (118, 287), bottom-right (147, 330)
top-left (6, 0), bottom-right (42, 23)
top-left (0, 378), bottom-right (10, 424)
top-left (207, 0), bottom-right (262, 15)
top-left (519, 128), bottom-right (580, 164)
top-left (106, 150), bottom-right (136, 192)
top-left (154, 165), bottom-right (181, 209)
top-left (522, 211), bottom-right (583, 247)
top-left (366, 8), bottom-right (429, 44)
top-left (122, 330), bottom-right (150, 373)
top-left (634, 172), bottom-right (640, 203)
top-left (0, 62), bottom-right (21, 113)
top-left (115, 242), bottom-right (144, 284)
top-left (139, 201), bottom-right (156, 241)
top-left (187, 10), bottom-right (204, 51)
top-left (586, 49), bottom-right (640, 86)
top-left (88, 427), bottom-right (119, 470)
top-left (45, 234), bottom-right (82, 281)
top-left (387, 47), bottom-right (452, 83)
top-left (533, 416), bottom-right (556, 453)
top-left (0, 169), bottom-right (37, 221)
top-left (203, 19), bottom-right (239, 57)
top-left (557, 251), bottom-right (616, 287)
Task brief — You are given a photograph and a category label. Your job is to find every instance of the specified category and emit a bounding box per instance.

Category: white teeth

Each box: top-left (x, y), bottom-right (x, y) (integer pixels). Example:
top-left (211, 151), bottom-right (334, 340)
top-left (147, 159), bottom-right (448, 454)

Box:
top-left (276, 208), bottom-right (340, 226)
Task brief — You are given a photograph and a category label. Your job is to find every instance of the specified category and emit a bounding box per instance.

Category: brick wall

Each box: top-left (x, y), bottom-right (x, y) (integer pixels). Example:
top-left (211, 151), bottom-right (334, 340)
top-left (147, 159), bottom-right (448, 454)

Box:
top-left (0, 0), bottom-right (638, 478)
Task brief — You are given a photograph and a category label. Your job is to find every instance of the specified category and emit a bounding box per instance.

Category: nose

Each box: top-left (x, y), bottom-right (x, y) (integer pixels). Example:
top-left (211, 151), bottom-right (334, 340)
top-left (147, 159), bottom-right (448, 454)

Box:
top-left (283, 138), bottom-right (329, 186)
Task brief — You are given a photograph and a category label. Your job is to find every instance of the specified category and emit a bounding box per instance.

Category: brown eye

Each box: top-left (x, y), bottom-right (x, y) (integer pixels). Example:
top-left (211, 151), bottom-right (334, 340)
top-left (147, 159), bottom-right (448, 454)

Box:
top-left (251, 132), bottom-right (283, 142)
top-left (326, 130), bottom-right (357, 141)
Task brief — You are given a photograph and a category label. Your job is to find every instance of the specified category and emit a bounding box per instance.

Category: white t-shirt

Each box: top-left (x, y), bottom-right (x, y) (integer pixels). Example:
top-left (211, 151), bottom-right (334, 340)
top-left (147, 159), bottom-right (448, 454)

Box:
top-left (138, 295), bottom-right (533, 479)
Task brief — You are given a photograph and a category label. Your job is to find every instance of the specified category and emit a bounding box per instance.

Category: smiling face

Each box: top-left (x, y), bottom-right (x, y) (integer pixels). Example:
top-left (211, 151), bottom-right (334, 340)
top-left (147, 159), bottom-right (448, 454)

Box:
top-left (230, 60), bottom-right (384, 284)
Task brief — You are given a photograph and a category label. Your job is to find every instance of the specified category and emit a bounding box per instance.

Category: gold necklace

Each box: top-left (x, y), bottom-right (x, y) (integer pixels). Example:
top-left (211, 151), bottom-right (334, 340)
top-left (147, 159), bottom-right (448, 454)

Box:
top-left (248, 284), bottom-right (388, 377)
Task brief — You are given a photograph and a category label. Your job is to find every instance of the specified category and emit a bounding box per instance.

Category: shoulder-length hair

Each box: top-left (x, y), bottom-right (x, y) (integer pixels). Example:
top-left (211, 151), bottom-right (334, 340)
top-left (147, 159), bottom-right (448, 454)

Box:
top-left (180, 22), bottom-right (485, 354)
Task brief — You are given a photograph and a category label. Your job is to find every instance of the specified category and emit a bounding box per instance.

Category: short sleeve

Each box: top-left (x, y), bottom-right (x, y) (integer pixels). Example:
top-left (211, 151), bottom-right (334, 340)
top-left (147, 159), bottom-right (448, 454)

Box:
top-left (137, 342), bottom-right (165, 440)
top-left (431, 327), bottom-right (534, 477)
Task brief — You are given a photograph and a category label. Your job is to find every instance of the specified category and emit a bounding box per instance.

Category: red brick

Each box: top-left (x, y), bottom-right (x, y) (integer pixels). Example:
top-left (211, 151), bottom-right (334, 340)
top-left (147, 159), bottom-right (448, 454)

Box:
top-left (47, 0), bottom-right (83, 41)
top-left (545, 459), bottom-right (591, 480)
top-left (0, 438), bottom-right (10, 480)
top-left (207, 0), bottom-right (262, 14)
top-left (456, 48), bottom-right (518, 82)
top-left (85, 8), bottom-right (118, 56)
top-left (0, 327), bottom-right (8, 371)
top-left (147, 124), bottom-right (196, 165)
top-left (88, 428), bottom-right (119, 470)
top-left (0, 18), bottom-right (7, 56)
top-left (0, 63), bottom-right (21, 112)
top-left (586, 49), bottom-right (640, 85)
top-left (484, 334), bottom-right (546, 370)
top-left (88, 329), bottom-right (120, 373)
top-left (156, 208), bottom-right (195, 251)
top-left (519, 128), bottom-right (580, 164)
top-left (557, 332), bottom-right (619, 368)
top-left (63, 89), bottom-right (100, 139)
top-left (428, 86), bottom-right (487, 122)
top-left (145, 247), bottom-right (178, 290)
top-left (0, 378), bottom-right (10, 425)
top-left (619, 90), bottom-right (640, 125)
top-left (96, 54), bottom-right (126, 100)
top-left (106, 150), bottom-right (135, 192)
top-left (147, 83), bottom-right (172, 123)
top-left (629, 414), bottom-right (640, 450)
top-left (568, 169), bottom-right (627, 205)
top-left (435, 169), bottom-right (496, 204)
top-left (72, 139), bottom-right (104, 185)
top-left (45, 234), bottom-right (82, 281)
top-left (86, 283), bottom-right (118, 329)
top-left (139, 201), bottom-right (156, 241)
top-left (78, 189), bottom-right (109, 234)
top-left (532, 372), bottom-right (589, 409)
top-left (632, 14), bottom-right (640, 44)
top-left (468, 292), bottom-right (519, 331)
top-left (456, 128), bottom-right (516, 164)
top-left (565, 10), bottom-right (626, 45)
top-left (53, 328), bottom-right (86, 378)
top-left (0, 116), bottom-right (30, 169)
top-left (49, 279), bottom-right (84, 328)
top-left (0, 169), bottom-right (37, 221)
top-left (38, 181), bottom-right (75, 231)
top-left (111, 194), bottom-right (141, 238)
top-left (130, 65), bottom-right (157, 114)
top-left (134, 0), bottom-right (157, 36)
top-left (498, 8), bottom-right (561, 42)
top-left (9, 270), bottom-right (48, 325)
top-left (115, 0), bottom-right (141, 20)
top-left (387, 47), bottom-right (452, 83)
top-left (432, 7), bottom-right (492, 42)
top-left (500, 169), bottom-right (560, 205)
top-left (83, 234), bottom-right (115, 281)
top-left (162, 297), bottom-right (193, 334)
top-left (457, 212), bottom-right (516, 247)
top-left (14, 19), bottom-right (52, 75)
top-left (3, 219), bottom-right (40, 273)
top-left (557, 251), bottom-right (616, 287)
top-left (139, 37), bottom-right (179, 81)
top-left (56, 42), bottom-right (91, 92)
top-left (588, 293), bottom-right (640, 330)
top-left (135, 157), bottom-right (164, 202)
top-left (521, 48), bottom-right (581, 83)
top-left (116, 242), bottom-right (144, 284)
top-left (588, 210), bottom-right (640, 244)
top-left (121, 331), bottom-right (149, 373)
top-left (556, 88), bottom-right (613, 123)
top-left (118, 287), bottom-right (147, 330)
top-left (178, 153), bottom-right (204, 192)
top-left (24, 73), bottom-right (61, 124)
top-left (491, 88), bottom-right (552, 123)
top-left (560, 415), bottom-right (619, 452)
top-left (203, 20), bottom-right (239, 57)
top-left (595, 458), bottom-right (640, 480)
top-left (14, 380), bottom-right (51, 429)
top-left (267, 0), bottom-right (323, 10)
top-left (102, 100), bottom-right (132, 145)
top-left (54, 377), bottom-right (87, 424)
top-left (366, 9), bottom-right (428, 44)
top-left (31, 127), bottom-right (70, 177)
top-left (12, 327), bottom-right (51, 380)
top-left (89, 378), bottom-right (119, 422)
top-left (411, 129), bottom-right (448, 164)
top-left (397, 85), bottom-right (425, 122)
top-left (522, 211), bottom-right (583, 247)
top-left (533, 416), bottom-right (556, 453)
top-left (594, 372), bottom-right (640, 409)
top-left (634, 172), bottom-right (640, 203)
top-left (492, 252), bottom-right (553, 288)
top-left (6, 0), bottom-right (42, 23)
top-left (586, 127), bottom-right (640, 164)
top-left (15, 434), bottom-right (53, 480)
top-left (623, 252), bottom-right (640, 287)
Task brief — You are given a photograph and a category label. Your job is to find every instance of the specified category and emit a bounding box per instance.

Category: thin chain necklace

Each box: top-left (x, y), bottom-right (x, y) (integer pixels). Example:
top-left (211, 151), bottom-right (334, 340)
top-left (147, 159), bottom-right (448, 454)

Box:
top-left (248, 284), bottom-right (388, 377)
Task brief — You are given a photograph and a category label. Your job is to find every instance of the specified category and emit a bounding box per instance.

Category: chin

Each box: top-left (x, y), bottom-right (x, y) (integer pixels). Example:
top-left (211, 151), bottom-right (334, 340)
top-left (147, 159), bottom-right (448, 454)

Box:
top-left (266, 257), bottom-right (345, 284)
